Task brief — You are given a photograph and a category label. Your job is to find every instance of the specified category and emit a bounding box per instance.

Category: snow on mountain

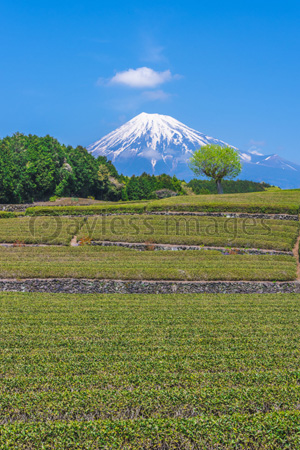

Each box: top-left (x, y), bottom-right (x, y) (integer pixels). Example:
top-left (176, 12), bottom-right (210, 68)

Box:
top-left (88, 113), bottom-right (300, 188)
top-left (88, 112), bottom-right (236, 174)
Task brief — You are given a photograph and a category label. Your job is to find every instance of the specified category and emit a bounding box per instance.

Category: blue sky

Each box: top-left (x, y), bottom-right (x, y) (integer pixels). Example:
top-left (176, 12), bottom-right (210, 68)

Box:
top-left (1, 0), bottom-right (299, 162)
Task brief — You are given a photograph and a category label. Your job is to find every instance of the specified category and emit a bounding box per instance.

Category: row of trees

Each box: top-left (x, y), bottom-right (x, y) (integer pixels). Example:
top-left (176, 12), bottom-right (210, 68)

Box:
top-left (188, 179), bottom-right (270, 195)
top-left (0, 135), bottom-right (268, 203)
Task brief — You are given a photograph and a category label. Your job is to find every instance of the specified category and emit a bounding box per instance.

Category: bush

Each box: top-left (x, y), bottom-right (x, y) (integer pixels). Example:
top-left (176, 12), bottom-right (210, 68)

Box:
top-left (0, 211), bottom-right (16, 218)
top-left (155, 189), bottom-right (178, 199)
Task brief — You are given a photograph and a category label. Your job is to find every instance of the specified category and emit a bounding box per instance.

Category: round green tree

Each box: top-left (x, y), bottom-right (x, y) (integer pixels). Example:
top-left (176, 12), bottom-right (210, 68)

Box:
top-left (189, 145), bottom-right (242, 194)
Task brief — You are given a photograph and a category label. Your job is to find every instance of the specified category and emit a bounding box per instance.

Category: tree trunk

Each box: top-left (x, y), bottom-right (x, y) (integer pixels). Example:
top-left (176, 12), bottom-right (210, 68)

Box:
top-left (216, 179), bottom-right (223, 194)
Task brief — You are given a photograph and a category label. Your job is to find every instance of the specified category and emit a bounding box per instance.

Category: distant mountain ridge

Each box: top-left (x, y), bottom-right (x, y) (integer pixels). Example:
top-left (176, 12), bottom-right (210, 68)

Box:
top-left (88, 113), bottom-right (300, 188)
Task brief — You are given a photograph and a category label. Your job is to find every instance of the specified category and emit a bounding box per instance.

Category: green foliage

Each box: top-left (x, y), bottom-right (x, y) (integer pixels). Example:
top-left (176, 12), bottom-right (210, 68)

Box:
top-left (188, 179), bottom-right (271, 194)
top-left (0, 133), bottom-right (122, 203)
top-left (98, 164), bottom-right (124, 200)
top-left (26, 202), bottom-right (147, 216)
top-left (49, 196), bottom-right (59, 202)
top-left (0, 211), bottom-right (16, 218)
top-left (0, 134), bottom-right (186, 203)
top-left (1, 292), bottom-right (300, 448)
top-left (189, 145), bottom-right (242, 193)
top-left (122, 172), bottom-right (185, 201)
top-left (1, 413), bottom-right (300, 449)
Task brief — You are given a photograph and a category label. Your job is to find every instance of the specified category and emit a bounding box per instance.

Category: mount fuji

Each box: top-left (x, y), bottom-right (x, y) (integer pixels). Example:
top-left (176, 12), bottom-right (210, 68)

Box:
top-left (88, 113), bottom-right (300, 188)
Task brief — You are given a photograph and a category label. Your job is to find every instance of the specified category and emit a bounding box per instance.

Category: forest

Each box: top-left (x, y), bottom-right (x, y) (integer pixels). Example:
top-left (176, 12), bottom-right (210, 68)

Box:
top-left (0, 133), bottom-right (185, 203)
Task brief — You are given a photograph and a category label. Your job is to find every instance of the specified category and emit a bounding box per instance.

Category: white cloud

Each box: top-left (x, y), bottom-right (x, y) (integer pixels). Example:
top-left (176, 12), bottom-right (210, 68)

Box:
top-left (110, 67), bottom-right (174, 88)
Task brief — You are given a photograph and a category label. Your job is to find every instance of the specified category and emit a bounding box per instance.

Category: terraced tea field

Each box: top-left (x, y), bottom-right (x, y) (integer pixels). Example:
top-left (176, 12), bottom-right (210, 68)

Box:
top-left (0, 216), bottom-right (73, 245)
top-left (0, 215), bottom-right (299, 251)
top-left (78, 214), bottom-right (299, 251)
top-left (1, 293), bottom-right (300, 449)
top-left (26, 188), bottom-right (300, 215)
top-left (1, 190), bottom-right (300, 448)
top-left (0, 246), bottom-right (296, 280)
top-left (147, 189), bottom-right (300, 214)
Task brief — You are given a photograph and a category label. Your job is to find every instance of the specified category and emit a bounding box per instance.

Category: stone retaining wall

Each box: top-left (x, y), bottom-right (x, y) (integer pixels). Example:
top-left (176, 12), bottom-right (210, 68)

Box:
top-left (0, 204), bottom-right (32, 212)
top-left (0, 279), bottom-right (299, 294)
top-left (92, 241), bottom-right (293, 256)
top-left (147, 211), bottom-right (299, 221)
top-left (1, 203), bottom-right (297, 220)
top-left (58, 211), bottom-right (300, 221)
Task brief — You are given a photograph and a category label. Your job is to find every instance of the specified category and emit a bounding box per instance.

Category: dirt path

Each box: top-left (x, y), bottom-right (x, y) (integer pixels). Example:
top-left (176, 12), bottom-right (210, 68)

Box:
top-left (293, 234), bottom-right (300, 280)
top-left (70, 235), bottom-right (78, 247)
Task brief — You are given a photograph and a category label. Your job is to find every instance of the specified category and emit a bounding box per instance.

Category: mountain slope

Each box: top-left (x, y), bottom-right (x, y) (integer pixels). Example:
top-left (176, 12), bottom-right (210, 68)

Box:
top-left (88, 113), bottom-right (300, 188)
top-left (88, 113), bottom-right (235, 174)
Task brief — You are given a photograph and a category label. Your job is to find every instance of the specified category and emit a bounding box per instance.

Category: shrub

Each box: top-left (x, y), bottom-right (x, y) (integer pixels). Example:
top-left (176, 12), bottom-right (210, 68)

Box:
top-left (155, 189), bottom-right (178, 199)
top-left (0, 211), bottom-right (16, 218)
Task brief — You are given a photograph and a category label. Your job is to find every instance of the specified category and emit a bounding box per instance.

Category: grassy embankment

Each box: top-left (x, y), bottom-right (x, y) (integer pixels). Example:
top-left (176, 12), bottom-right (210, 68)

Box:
top-left (25, 189), bottom-right (300, 215)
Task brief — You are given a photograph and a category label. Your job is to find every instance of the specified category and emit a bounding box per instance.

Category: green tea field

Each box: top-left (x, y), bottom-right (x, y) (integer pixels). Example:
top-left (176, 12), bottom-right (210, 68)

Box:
top-left (0, 214), bottom-right (299, 251)
top-left (26, 189), bottom-right (300, 216)
top-left (1, 190), bottom-right (300, 448)
top-left (0, 246), bottom-right (296, 280)
top-left (1, 293), bottom-right (300, 449)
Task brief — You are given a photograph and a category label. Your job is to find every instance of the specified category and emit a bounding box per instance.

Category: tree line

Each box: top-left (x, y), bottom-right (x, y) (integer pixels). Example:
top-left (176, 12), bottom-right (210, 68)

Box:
top-left (0, 134), bottom-right (272, 204)
top-left (0, 133), bottom-right (184, 203)
top-left (187, 179), bottom-right (271, 195)
top-left (120, 173), bottom-right (184, 201)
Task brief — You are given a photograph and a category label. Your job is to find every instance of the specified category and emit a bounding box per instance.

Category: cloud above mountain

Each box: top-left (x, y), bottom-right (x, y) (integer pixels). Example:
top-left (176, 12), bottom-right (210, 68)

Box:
top-left (109, 67), bottom-right (174, 88)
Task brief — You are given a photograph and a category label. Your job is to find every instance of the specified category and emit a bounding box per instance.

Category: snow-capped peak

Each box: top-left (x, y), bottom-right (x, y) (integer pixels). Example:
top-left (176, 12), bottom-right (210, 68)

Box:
top-left (249, 149), bottom-right (264, 156)
top-left (88, 112), bottom-right (236, 163)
